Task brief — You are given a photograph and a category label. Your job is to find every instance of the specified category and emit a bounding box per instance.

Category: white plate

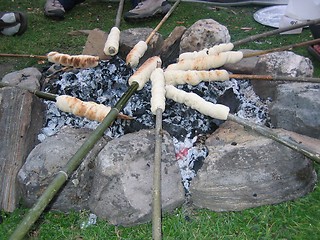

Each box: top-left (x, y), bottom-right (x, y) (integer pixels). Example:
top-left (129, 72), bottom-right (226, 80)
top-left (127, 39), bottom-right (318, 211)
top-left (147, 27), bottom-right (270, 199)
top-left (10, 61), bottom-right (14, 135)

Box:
top-left (253, 5), bottom-right (287, 28)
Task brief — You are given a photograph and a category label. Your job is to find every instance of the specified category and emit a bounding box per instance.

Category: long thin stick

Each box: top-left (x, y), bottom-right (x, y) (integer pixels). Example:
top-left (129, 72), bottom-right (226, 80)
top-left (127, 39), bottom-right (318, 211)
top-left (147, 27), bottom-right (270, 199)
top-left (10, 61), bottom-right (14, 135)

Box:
top-left (145, 0), bottom-right (181, 44)
top-left (152, 108), bottom-right (163, 240)
top-left (9, 82), bottom-right (139, 240)
top-left (0, 53), bottom-right (47, 59)
top-left (243, 38), bottom-right (320, 58)
top-left (229, 74), bottom-right (320, 83)
top-left (233, 18), bottom-right (320, 47)
top-left (115, 0), bottom-right (125, 28)
top-left (227, 114), bottom-right (320, 163)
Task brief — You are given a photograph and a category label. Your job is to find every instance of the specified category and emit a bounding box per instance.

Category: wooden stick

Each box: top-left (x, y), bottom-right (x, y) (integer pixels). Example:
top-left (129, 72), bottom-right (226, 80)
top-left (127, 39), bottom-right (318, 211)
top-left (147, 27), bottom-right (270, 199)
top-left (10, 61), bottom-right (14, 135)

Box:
top-left (233, 18), bottom-right (320, 47)
top-left (145, 0), bottom-right (181, 44)
top-left (115, 0), bottom-right (125, 29)
top-left (0, 53), bottom-right (47, 59)
top-left (227, 114), bottom-right (320, 164)
top-left (229, 74), bottom-right (320, 83)
top-left (243, 38), bottom-right (320, 58)
top-left (9, 82), bottom-right (139, 240)
top-left (152, 108), bottom-right (163, 240)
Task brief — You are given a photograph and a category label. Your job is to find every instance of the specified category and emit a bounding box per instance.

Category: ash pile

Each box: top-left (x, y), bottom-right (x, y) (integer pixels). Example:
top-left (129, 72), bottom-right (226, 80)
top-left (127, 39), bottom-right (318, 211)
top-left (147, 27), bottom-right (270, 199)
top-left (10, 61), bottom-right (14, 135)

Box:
top-left (41, 56), bottom-right (269, 188)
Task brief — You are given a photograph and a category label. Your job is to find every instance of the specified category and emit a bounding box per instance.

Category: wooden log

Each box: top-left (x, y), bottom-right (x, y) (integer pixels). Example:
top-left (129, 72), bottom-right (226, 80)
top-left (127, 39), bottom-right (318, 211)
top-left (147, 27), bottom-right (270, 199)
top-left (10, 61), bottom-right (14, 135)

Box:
top-left (0, 87), bottom-right (45, 212)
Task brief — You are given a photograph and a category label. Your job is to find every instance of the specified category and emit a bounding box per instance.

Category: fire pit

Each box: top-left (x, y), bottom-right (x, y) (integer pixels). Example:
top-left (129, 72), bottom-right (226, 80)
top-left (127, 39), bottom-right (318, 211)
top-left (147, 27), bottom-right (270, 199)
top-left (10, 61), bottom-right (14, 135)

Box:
top-left (41, 55), bottom-right (270, 189)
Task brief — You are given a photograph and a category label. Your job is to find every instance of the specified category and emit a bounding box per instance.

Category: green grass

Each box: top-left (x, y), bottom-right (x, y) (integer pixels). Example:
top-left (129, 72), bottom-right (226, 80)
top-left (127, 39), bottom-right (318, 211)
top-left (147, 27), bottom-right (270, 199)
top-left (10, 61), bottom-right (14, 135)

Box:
top-left (1, 1), bottom-right (320, 239)
top-left (1, 1), bottom-right (320, 75)
top-left (1, 176), bottom-right (320, 240)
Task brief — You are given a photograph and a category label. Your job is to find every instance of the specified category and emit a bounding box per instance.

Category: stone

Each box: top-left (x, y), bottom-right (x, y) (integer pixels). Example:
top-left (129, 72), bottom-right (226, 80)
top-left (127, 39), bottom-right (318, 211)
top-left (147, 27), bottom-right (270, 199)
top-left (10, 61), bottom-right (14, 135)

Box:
top-left (18, 127), bottom-right (109, 212)
top-left (190, 121), bottom-right (317, 212)
top-left (1, 67), bottom-right (41, 92)
top-left (0, 87), bottom-right (45, 212)
top-left (252, 51), bottom-right (314, 99)
top-left (158, 26), bottom-right (187, 67)
top-left (118, 28), bottom-right (163, 67)
top-left (89, 129), bottom-right (185, 226)
top-left (223, 49), bottom-right (260, 74)
top-left (179, 19), bottom-right (231, 54)
top-left (269, 83), bottom-right (320, 139)
top-left (82, 28), bottom-right (110, 60)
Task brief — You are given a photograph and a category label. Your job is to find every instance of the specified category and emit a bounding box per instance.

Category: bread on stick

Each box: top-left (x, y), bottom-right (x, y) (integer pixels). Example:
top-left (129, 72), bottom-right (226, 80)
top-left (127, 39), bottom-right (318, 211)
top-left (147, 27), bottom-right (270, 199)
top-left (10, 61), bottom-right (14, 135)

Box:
top-left (150, 68), bottom-right (166, 114)
top-left (56, 95), bottom-right (131, 121)
top-left (164, 69), bottom-right (229, 86)
top-left (178, 43), bottom-right (234, 61)
top-left (128, 56), bottom-right (162, 90)
top-left (126, 41), bottom-right (148, 68)
top-left (47, 51), bottom-right (99, 68)
top-left (165, 85), bottom-right (230, 120)
top-left (104, 27), bottom-right (121, 56)
top-left (208, 43), bottom-right (234, 55)
top-left (166, 51), bottom-right (243, 71)
top-left (178, 49), bottom-right (208, 62)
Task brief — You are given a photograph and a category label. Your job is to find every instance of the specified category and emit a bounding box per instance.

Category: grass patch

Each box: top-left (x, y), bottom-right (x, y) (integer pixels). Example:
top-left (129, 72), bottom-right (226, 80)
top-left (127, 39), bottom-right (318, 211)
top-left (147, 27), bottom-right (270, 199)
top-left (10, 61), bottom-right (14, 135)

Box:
top-left (1, 1), bottom-right (320, 75)
top-left (0, 1), bottom-right (319, 239)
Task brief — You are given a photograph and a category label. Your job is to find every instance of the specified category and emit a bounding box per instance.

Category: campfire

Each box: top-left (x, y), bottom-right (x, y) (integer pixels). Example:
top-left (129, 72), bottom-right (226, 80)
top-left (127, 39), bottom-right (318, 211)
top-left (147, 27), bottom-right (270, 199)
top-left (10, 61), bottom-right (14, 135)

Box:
top-left (41, 55), bottom-right (270, 189)
top-left (1, 11), bottom-right (320, 239)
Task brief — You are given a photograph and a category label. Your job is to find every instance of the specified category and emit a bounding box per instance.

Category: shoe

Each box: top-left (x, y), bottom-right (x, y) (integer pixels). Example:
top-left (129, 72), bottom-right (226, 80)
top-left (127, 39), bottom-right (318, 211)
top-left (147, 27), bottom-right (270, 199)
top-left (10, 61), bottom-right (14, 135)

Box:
top-left (124, 0), bottom-right (171, 22)
top-left (181, 0), bottom-right (288, 6)
top-left (44, 0), bottom-right (65, 19)
top-left (0, 12), bottom-right (28, 36)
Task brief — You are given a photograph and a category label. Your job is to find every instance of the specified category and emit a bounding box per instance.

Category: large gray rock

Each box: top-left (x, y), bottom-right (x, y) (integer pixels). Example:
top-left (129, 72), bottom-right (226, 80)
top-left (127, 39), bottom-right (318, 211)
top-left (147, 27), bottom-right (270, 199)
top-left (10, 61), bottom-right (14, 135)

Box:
top-left (179, 19), bottom-right (231, 54)
top-left (269, 83), bottom-right (320, 139)
top-left (252, 51), bottom-right (313, 99)
top-left (82, 28), bottom-right (110, 60)
top-left (18, 127), bottom-right (108, 211)
top-left (0, 68), bottom-right (44, 212)
top-left (223, 49), bottom-right (260, 74)
top-left (2, 67), bottom-right (41, 91)
top-left (89, 129), bottom-right (185, 226)
top-left (190, 121), bottom-right (317, 212)
top-left (0, 88), bottom-right (44, 212)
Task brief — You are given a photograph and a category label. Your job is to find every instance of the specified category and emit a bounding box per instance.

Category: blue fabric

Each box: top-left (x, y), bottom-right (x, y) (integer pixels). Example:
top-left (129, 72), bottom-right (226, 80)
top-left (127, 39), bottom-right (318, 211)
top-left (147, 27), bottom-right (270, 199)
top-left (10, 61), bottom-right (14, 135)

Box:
top-left (58, 0), bottom-right (85, 11)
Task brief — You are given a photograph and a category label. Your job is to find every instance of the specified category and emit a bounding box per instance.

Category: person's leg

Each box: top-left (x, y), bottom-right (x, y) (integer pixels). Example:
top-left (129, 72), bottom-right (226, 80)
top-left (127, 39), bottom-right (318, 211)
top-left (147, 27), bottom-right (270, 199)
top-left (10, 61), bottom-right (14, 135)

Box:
top-left (124, 0), bottom-right (171, 22)
top-left (44, 0), bottom-right (84, 19)
top-left (44, 0), bottom-right (65, 19)
top-left (0, 12), bottom-right (28, 36)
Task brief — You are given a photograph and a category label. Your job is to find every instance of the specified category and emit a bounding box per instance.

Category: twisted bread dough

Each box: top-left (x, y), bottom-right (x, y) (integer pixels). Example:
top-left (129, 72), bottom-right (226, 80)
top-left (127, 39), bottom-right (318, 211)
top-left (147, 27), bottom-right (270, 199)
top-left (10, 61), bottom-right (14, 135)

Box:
top-left (128, 56), bottom-right (162, 90)
top-left (56, 95), bottom-right (130, 122)
top-left (126, 41), bottom-right (148, 68)
top-left (164, 69), bottom-right (229, 86)
top-left (165, 85), bottom-right (230, 120)
top-left (104, 27), bottom-right (120, 56)
top-left (150, 68), bottom-right (166, 114)
top-left (166, 51), bottom-right (243, 71)
top-left (47, 52), bottom-right (99, 68)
